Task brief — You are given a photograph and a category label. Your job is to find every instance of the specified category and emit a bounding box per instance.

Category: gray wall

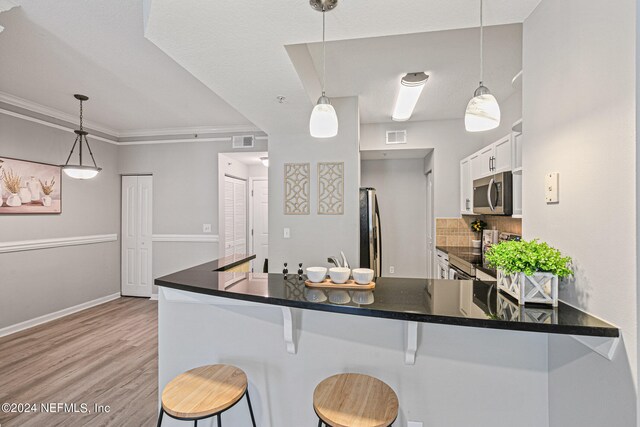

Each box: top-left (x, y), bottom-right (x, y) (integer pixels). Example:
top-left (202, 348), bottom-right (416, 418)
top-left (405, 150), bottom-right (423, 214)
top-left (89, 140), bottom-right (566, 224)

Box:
top-left (268, 97), bottom-right (360, 272)
top-left (523, 1), bottom-right (638, 425)
top-left (118, 139), bottom-right (268, 293)
top-left (361, 158), bottom-right (427, 278)
top-left (0, 114), bottom-right (120, 329)
top-left (360, 119), bottom-right (487, 218)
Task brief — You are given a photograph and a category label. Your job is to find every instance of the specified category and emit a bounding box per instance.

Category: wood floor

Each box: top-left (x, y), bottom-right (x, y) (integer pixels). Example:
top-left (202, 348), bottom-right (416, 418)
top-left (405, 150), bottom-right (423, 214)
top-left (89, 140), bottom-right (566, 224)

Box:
top-left (0, 297), bottom-right (158, 427)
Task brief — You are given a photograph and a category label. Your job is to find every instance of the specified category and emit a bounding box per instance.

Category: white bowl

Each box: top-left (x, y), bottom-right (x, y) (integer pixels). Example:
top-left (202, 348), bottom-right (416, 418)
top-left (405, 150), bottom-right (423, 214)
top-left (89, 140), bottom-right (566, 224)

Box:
top-left (352, 268), bottom-right (374, 285)
top-left (329, 267), bottom-right (351, 284)
top-left (304, 288), bottom-right (327, 303)
top-left (306, 267), bottom-right (327, 283)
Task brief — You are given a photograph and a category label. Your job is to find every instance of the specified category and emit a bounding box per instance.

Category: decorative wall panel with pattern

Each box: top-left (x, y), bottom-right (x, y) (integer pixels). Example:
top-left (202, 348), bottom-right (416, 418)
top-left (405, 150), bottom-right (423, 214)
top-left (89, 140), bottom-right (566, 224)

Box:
top-left (318, 162), bottom-right (344, 215)
top-left (284, 163), bottom-right (310, 215)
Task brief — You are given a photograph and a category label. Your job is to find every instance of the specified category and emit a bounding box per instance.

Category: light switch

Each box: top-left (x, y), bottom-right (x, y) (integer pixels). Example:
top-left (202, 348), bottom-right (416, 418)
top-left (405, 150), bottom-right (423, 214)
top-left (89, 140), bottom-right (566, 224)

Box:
top-left (203, 223), bottom-right (212, 233)
top-left (545, 172), bottom-right (559, 203)
top-left (283, 227), bottom-right (290, 239)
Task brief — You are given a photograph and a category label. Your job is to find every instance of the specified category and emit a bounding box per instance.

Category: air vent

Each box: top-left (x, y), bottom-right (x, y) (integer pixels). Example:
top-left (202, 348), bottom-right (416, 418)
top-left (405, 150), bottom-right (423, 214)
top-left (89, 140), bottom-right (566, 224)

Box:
top-left (232, 135), bottom-right (255, 149)
top-left (386, 130), bottom-right (407, 145)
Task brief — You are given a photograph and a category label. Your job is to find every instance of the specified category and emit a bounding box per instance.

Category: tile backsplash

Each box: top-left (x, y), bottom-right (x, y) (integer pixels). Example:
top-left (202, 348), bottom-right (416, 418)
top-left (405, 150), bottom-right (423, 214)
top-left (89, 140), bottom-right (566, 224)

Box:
top-left (436, 216), bottom-right (522, 247)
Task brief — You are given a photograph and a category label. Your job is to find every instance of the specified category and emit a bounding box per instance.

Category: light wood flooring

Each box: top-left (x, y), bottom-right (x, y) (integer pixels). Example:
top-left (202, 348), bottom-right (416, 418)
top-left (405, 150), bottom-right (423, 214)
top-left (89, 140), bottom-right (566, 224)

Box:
top-left (0, 297), bottom-right (158, 427)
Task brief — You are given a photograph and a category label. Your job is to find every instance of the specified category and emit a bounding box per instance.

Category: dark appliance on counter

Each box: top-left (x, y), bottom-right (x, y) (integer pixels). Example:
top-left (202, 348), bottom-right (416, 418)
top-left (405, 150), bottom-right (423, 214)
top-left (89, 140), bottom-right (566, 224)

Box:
top-left (359, 188), bottom-right (382, 277)
top-left (473, 172), bottom-right (513, 215)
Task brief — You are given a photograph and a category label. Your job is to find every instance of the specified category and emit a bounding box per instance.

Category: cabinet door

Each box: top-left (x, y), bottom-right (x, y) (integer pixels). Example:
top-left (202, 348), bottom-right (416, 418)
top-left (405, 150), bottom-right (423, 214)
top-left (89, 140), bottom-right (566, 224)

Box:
top-left (460, 158), bottom-right (472, 214)
top-left (471, 145), bottom-right (494, 180)
top-left (493, 135), bottom-right (512, 173)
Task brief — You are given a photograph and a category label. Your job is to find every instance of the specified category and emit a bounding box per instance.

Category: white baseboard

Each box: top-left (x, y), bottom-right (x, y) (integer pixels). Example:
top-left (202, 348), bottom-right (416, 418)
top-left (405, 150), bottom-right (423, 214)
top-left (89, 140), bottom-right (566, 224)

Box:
top-left (0, 292), bottom-right (121, 338)
top-left (150, 294), bottom-right (159, 301)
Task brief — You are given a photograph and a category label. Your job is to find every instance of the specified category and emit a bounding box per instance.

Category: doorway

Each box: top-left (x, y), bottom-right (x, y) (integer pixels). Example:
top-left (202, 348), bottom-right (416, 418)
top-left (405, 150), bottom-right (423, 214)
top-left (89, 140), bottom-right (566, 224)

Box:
top-left (218, 152), bottom-right (269, 279)
top-left (121, 175), bottom-right (153, 297)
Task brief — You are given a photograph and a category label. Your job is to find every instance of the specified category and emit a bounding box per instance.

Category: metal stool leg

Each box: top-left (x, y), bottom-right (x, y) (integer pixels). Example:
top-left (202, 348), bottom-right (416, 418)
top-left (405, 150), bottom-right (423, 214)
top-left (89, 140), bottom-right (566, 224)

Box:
top-left (217, 413), bottom-right (222, 427)
top-left (156, 408), bottom-right (164, 427)
top-left (194, 419), bottom-right (198, 426)
top-left (245, 390), bottom-right (257, 427)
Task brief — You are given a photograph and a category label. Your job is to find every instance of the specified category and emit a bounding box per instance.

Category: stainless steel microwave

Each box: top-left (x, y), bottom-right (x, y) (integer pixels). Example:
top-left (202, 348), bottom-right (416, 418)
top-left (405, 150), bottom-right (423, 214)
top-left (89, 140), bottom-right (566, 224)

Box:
top-left (473, 172), bottom-right (513, 215)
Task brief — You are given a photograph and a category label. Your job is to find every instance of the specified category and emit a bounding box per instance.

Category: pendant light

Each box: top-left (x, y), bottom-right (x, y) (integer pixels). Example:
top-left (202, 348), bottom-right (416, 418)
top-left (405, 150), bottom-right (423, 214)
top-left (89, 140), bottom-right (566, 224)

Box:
top-left (62, 94), bottom-right (102, 179)
top-left (465, 0), bottom-right (501, 132)
top-left (309, 0), bottom-right (338, 138)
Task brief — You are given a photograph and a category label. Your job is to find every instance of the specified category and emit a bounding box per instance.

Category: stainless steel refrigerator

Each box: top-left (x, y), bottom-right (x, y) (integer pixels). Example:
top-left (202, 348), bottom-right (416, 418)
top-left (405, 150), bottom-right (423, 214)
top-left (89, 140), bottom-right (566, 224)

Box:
top-left (359, 188), bottom-right (382, 277)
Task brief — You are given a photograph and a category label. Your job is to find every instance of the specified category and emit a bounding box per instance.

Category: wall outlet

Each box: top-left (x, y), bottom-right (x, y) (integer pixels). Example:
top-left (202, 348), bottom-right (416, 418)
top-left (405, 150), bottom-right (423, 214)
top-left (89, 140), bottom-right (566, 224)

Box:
top-left (389, 266), bottom-right (395, 274)
top-left (283, 227), bottom-right (290, 239)
top-left (202, 224), bottom-right (212, 233)
top-left (408, 422), bottom-right (423, 427)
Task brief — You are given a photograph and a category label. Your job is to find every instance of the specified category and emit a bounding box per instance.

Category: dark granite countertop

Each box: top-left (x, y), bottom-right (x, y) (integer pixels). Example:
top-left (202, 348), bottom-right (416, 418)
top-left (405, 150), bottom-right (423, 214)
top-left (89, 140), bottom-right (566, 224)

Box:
top-left (155, 259), bottom-right (619, 338)
top-left (198, 253), bottom-right (256, 272)
top-left (436, 245), bottom-right (497, 277)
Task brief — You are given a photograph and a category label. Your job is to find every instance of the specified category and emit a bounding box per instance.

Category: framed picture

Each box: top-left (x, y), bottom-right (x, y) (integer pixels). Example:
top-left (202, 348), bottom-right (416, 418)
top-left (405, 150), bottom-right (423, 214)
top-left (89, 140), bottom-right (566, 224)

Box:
top-left (0, 157), bottom-right (62, 214)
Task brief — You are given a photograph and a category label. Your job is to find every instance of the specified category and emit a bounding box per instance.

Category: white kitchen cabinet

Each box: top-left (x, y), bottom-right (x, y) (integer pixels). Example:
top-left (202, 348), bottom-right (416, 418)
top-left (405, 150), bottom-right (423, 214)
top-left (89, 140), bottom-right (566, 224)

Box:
top-left (469, 135), bottom-right (513, 181)
top-left (460, 158), bottom-right (473, 215)
top-left (511, 119), bottom-right (523, 217)
top-left (493, 135), bottom-right (512, 173)
top-left (470, 145), bottom-right (494, 180)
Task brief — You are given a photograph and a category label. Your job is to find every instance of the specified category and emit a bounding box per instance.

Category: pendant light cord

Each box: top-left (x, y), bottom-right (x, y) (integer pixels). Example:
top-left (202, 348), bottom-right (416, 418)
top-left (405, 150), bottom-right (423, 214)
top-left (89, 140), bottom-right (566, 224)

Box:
top-left (322, 9), bottom-right (326, 96)
top-left (479, 0), bottom-right (484, 85)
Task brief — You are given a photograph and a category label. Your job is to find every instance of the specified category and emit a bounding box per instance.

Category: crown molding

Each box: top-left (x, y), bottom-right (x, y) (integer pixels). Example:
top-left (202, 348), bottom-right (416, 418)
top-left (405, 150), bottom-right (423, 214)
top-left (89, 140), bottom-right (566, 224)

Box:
top-left (118, 125), bottom-right (262, 139)
top-left (0, 91), bottom-right (268, 145)
top-left (0, 91), bottom-right (120, 137)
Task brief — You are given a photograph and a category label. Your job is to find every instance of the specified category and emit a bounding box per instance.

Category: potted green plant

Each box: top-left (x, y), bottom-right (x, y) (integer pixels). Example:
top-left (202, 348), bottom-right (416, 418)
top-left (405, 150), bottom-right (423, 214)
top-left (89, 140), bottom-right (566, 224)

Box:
top-left (485, 239), bottom-right (572, 307)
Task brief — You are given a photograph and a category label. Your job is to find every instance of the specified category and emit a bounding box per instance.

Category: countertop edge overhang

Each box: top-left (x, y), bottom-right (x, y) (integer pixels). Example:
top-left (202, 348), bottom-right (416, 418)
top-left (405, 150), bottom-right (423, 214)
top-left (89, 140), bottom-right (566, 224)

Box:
top-left (155, 259), bottom-right (619, 339)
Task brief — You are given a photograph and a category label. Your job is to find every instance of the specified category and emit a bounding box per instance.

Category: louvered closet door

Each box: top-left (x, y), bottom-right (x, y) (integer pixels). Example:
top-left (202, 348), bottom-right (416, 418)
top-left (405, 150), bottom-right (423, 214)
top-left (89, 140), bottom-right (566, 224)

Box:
top-left (223, 176), bottom-right (247, 287)
top-left (121, 175), bottom-right (153, 297)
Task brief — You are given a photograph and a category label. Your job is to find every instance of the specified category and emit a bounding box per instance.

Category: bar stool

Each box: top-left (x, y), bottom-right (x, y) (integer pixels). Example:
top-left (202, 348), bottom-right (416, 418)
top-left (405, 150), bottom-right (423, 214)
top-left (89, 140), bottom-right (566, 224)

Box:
top-left (313, 373), bottom-right (399, 427)
top-left (157, 364), bottom-right (257, 427)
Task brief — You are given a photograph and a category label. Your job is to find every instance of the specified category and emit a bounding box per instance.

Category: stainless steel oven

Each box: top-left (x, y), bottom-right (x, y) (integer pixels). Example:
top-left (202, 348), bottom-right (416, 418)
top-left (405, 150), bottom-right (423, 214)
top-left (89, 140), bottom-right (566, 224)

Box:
top-left (473, 172), bottom-right (513, 215)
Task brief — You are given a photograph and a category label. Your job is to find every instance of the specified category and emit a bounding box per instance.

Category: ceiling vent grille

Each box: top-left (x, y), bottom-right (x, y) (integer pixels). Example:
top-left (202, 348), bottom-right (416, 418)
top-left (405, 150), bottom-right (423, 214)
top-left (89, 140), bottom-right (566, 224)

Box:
top-left (386, 130), bottom-right (407, 145)
top-left (232, 135), bottom-right (255, 149)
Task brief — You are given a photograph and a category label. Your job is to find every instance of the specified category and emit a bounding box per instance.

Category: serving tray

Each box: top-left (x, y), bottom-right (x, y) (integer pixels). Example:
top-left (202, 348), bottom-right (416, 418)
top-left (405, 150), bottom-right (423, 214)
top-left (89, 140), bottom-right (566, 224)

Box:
top-left (304, 279), bottom-right (376, 290)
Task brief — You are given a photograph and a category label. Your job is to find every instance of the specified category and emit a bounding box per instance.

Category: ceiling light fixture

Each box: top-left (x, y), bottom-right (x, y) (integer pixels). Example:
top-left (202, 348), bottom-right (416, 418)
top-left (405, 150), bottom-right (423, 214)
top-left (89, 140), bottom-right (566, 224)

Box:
top-left (465, 0), bottom-right (501, 132)
top-left (392, 72), bottom-right (429, 122)
top-left (260, 157), bottom-right (269, 167)
top-left (309, 0), bottom-right (338, 138)
top-left (61, 94), bottom-right (102, 179)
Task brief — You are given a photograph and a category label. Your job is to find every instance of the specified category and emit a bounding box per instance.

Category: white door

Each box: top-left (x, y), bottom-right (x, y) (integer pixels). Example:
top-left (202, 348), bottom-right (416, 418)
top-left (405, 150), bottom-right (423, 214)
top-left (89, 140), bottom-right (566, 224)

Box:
top-left (223, 176), bottom-right (247, 286)
top-left (121, 175), bottom-right (153, 297)
top-left (251, 179), bottom-right (269, 273)
top-left (425, 171), bottom-right (434, 278)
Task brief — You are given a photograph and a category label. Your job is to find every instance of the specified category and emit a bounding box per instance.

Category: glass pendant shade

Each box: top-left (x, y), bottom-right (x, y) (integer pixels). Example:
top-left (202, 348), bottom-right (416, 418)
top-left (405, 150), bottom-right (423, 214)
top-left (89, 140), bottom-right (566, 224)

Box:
top-left (62, 166), bottom-right (101, 180)
top-left (464, 89), bottom-right (501, 132)
top-left (309, 97), bottom-right (338, 138)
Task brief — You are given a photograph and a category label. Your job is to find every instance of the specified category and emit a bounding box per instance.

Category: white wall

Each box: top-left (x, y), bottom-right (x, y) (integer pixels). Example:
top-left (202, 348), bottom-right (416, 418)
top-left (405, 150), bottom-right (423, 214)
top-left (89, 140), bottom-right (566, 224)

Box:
top-left (118, 139), bottom-right (268, 292)
top-left (268, 97), bottom-right (360, 272)
top-left (361, 158), bottom-right (427, 278)
top-left (0, 114), bottom-right (120, 329)
top-left (522, 1), bottom-right (637, 425)
top-left (360, 120), bottom-right (486, 218)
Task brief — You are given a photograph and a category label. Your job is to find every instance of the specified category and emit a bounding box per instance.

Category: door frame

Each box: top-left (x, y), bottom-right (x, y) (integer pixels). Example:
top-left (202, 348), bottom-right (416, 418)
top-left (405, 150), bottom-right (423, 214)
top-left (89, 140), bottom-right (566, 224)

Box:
top-left (249, 177), bottom-right (268, 272)
top-left (425, 169), bottom-right (435, 278)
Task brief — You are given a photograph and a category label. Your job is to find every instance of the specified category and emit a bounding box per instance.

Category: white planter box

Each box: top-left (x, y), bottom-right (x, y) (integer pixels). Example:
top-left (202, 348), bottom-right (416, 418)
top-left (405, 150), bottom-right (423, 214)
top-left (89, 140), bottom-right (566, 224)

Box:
top-left (497, 270), bottom-right (558, 307)
top-left (496, 292), bottom-right (558, 323)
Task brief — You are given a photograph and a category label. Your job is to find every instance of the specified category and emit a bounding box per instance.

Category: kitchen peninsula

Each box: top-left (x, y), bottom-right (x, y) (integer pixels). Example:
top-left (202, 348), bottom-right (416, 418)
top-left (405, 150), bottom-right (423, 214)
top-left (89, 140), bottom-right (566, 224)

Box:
top-left (155, 255), bottom-right (618, 427)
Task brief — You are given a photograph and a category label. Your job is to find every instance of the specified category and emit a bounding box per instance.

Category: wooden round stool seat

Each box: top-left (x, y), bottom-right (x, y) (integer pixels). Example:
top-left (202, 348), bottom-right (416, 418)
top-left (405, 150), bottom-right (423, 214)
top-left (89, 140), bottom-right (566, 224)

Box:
top-left (313, 373), bottom-right (399, 427)
top-left (162, 364), bottom-right (248, 419)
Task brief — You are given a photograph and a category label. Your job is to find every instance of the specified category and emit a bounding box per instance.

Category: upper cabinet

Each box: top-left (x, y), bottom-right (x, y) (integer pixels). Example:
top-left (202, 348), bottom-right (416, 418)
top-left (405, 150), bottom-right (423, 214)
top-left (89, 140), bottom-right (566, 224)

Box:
top-left (460, 158), bottom-right (473, 215)
top-left (470, 136), bottom-right (512, 181)
top-left (460, 131), bottom-right (521, 216)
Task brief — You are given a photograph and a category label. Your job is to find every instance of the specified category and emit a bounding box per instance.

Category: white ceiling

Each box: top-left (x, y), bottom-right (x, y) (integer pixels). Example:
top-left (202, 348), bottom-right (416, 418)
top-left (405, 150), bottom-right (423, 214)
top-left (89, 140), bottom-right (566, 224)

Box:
top-left (144, 0), bottom-right (541, 135)
top-left (0, 0), bottom-right (254, 133)
top-left (224, 151), bottom-right (268, 166)
top-left (304, 24), bottom-right (522, 124)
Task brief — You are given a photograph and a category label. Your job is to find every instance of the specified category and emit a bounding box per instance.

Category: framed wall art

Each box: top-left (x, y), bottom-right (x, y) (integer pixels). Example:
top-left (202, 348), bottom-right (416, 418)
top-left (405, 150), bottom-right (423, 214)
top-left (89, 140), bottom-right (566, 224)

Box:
top-left (0, 157), bottom-right (62, 214)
